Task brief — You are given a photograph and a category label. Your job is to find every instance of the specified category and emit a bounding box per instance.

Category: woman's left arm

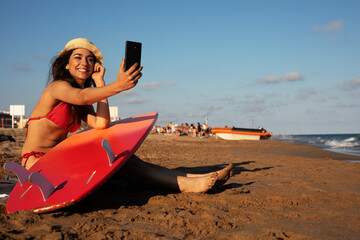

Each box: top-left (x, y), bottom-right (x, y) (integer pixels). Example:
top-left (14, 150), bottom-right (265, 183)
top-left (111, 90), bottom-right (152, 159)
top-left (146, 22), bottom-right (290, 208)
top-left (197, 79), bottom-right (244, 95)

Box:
top-left (83, 63), bottom-right (110, 129)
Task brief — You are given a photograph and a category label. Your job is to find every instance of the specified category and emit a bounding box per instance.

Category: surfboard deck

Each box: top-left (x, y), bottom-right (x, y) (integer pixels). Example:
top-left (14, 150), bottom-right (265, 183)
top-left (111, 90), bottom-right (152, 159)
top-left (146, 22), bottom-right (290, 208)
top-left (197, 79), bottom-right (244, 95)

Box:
top-left (6, 112), bottom-right (158, 213)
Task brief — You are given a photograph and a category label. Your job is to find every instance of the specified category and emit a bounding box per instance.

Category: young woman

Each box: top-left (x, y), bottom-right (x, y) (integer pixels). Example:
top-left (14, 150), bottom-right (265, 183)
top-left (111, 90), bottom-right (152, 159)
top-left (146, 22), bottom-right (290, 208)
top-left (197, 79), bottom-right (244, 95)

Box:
top-left (21, 38), bottom-right (233, 193)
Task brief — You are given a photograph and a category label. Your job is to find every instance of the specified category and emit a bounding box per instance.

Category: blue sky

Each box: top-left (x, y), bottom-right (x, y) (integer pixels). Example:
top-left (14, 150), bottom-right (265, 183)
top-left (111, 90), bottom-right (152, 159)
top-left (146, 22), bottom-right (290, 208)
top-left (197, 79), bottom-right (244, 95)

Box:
top-left (0, 0), bottom-right (359, 134)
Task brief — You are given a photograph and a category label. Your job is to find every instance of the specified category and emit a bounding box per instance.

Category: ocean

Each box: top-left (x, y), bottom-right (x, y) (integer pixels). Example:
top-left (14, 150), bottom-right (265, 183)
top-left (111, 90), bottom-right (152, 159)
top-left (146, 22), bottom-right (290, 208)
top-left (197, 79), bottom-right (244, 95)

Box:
top-left (274, 133), bottom-right (360, 161)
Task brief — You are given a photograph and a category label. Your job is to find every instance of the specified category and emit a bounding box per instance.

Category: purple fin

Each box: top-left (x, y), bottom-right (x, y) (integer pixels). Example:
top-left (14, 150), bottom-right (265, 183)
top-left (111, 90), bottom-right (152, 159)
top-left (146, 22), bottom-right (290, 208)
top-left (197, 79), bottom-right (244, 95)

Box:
top-left (4, 162), bottom-right (30, 186)
top-left (29, 172), bottom-right (55, 201)
top-left (102, 139), bottom-right (116, 166)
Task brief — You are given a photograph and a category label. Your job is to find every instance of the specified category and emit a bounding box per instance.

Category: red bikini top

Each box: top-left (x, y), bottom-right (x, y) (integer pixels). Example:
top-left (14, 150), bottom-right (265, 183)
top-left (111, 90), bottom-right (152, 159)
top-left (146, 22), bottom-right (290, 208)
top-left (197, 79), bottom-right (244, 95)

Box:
top-left (26, 102), bottom-right (81, 133)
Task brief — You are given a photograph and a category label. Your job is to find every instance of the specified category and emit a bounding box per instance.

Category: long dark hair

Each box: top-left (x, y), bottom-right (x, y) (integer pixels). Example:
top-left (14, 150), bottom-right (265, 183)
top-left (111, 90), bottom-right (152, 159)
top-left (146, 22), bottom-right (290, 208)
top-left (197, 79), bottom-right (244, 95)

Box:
top-left (47, 49), bottom-right (96, 88)
top-left (46, 49), bottom-right (98, 124)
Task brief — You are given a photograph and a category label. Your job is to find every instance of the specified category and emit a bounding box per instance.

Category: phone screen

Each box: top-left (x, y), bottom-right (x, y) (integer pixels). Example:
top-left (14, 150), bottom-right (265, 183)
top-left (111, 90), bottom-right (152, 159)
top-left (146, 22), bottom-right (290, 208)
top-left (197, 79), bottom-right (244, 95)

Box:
top-left (124, 41), bottom-right (142, 71)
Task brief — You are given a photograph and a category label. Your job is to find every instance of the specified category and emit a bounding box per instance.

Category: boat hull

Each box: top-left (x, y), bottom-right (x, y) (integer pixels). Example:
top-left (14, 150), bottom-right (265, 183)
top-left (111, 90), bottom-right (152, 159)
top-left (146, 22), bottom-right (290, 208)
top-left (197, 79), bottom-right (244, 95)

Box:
top-left (212, 127), bottom-right (271, 141)
top-left (215, 133), bottom-right (260, 140)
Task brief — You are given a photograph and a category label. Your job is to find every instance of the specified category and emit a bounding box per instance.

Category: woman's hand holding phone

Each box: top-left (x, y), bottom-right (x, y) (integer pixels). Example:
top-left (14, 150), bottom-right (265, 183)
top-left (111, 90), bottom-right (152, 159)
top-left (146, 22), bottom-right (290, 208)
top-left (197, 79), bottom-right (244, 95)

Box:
top-left (116, 58), bottom-right (143, 92)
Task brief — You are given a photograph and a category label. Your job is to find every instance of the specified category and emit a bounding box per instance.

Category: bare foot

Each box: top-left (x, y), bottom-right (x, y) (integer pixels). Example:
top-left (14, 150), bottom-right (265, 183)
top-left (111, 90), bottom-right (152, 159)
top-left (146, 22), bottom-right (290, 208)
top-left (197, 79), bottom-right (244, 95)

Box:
top-left (217, 164), bottom-right (233, 179)
top-left (214, 163), bottom-right (233, 187)
top-left (186, 164), bottom-right (234, 187)
top-left (177, 172), bottom-right (217, 193)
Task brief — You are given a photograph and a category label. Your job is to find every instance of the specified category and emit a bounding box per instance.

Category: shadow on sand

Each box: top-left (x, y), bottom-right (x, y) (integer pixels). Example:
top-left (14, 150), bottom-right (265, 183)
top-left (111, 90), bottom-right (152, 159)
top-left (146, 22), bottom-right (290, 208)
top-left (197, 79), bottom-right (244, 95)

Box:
top-left (42, 161), bottom-right (275, 215)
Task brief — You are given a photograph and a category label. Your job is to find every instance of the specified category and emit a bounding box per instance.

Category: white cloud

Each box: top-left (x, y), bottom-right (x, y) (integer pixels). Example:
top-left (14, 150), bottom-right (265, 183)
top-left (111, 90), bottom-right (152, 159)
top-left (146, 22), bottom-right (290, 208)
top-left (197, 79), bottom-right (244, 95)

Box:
top-left (283, 71), bottom-right (304, 81)
top-left (121, 98), bottom-right (147, 104)
top-left (258, 71), bottom-right (304, 84)
top-left (141, 81), bottom-right (162, 90)
top-left (140, 81), bottom-right (177, 90)
top-left (185, 112), bottom-right (208, 119)
top-left (314, 97), bottom-right (325, 103)
top-left (11, 62), bottom-right (31, 72)
top-left (242, 98), bottom-right (266, 113)
top-left (202, 105), bottom-right (222, 111)
top-left (163, 81), bottom-right (177, 87)
top-left (349, 91), bottom-right (360, 97)
top-left (305, 87), bottom-right (317, 95)
top-left (257, 76), bottom-right (282, 84)
top-left (336, 103), bottom-right (360, 108)
top-left (33, 55), bottom-right (49, 62)
top-left (296, 93), bottom-right (308, 100)
top-left (336, 78), bottom-right (360, 91)
top-left (296, 87), bottom-right (318, 100)
top-left (220, 96), bottom-right (232, 102)
top-left (329, 95), bottom-right (338, 100)
top-left (122, 89), bottom-right (136, 96)
top-left (314, 20), bottom-right (344, 32)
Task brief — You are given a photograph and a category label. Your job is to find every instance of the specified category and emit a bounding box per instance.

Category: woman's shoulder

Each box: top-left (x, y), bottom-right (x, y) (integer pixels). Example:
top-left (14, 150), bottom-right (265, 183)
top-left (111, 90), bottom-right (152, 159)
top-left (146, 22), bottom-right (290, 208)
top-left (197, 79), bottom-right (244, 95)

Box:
top-left (44, 80), bottom-right (74, 94)
top-left (40, 81), bottom-right (71, 101)
top-left (47, 80), bottom-right (72, 88)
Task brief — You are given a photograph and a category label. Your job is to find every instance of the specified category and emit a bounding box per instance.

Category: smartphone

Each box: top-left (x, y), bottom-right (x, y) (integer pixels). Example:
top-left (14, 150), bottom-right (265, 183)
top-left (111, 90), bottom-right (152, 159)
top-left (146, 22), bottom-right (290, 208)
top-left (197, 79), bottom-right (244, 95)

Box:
top-left (124, 41), bottom-right (142, 71)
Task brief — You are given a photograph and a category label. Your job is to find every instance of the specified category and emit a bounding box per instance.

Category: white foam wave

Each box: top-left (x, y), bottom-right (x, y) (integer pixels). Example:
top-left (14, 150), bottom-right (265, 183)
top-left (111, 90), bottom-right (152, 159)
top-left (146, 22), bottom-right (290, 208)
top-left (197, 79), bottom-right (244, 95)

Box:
top-left (325, 139), bottom-right (360, 148)
top-left (344, 137), bottom-right (357, 142)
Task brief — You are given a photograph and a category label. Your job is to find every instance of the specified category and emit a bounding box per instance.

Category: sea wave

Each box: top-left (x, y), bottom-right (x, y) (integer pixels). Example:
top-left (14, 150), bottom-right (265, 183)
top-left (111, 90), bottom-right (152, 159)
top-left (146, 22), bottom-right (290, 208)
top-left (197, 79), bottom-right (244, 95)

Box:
top-left (275, 133), bottom-right (360, 156)
top-left (325, 139), bottom-right (360, 148)
top-left (344, 137), bottom-right (359, 142)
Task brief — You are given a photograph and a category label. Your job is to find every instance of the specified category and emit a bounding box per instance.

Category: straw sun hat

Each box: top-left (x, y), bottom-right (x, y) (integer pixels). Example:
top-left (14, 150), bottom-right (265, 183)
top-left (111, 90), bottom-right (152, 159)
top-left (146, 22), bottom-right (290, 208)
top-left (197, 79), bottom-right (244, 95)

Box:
top-left (58, 38), bottom-right (103, 64)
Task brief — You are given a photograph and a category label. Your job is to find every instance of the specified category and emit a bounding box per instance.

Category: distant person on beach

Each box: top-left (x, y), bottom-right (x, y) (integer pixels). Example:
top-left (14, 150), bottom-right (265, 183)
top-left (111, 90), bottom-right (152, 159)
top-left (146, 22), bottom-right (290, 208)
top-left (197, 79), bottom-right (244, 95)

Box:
top-left (166, 122), bottom-right (172, 134)
top-left (197, 122), bottom-right (203, 136)
top-left (184, 123), bottom-right (190, 135)
top-left (20, 38), bottom-right (233, 193)
top-left (190, 123), bottom-right (197, 137)
top-left (203, 122), bottom-right (210, 137)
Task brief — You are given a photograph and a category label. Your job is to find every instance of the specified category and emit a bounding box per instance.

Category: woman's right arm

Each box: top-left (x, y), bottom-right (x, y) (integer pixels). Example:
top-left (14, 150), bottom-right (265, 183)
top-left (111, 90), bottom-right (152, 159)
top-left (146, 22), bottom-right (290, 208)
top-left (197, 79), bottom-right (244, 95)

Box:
top-left (49, 59), bottom-right (142, 106)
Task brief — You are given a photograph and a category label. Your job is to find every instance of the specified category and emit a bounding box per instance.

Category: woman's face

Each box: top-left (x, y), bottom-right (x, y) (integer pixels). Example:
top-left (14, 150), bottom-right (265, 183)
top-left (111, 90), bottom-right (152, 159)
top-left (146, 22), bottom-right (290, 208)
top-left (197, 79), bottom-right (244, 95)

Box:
top-left (66, 48), bottom-right (95, 84)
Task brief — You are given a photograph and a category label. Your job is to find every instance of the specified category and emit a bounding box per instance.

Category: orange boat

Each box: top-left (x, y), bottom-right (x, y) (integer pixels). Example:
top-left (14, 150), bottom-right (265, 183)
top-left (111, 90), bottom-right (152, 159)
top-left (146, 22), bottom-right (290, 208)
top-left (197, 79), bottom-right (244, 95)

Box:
top-left (211, 127), bottom-right (271, 140)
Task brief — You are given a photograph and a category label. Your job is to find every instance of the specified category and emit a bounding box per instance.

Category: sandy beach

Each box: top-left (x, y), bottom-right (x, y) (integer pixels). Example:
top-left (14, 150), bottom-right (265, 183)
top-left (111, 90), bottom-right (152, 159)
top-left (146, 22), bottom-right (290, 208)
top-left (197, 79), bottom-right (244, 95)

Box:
top-left (1, 128), bottom-right (360, 240)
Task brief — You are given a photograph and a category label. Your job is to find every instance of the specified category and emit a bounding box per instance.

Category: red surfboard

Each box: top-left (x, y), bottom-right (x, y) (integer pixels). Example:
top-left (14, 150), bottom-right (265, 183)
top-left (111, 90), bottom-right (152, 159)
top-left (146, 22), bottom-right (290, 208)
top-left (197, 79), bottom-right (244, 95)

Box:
top-left (5, 112), bottom-right (158, 213)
